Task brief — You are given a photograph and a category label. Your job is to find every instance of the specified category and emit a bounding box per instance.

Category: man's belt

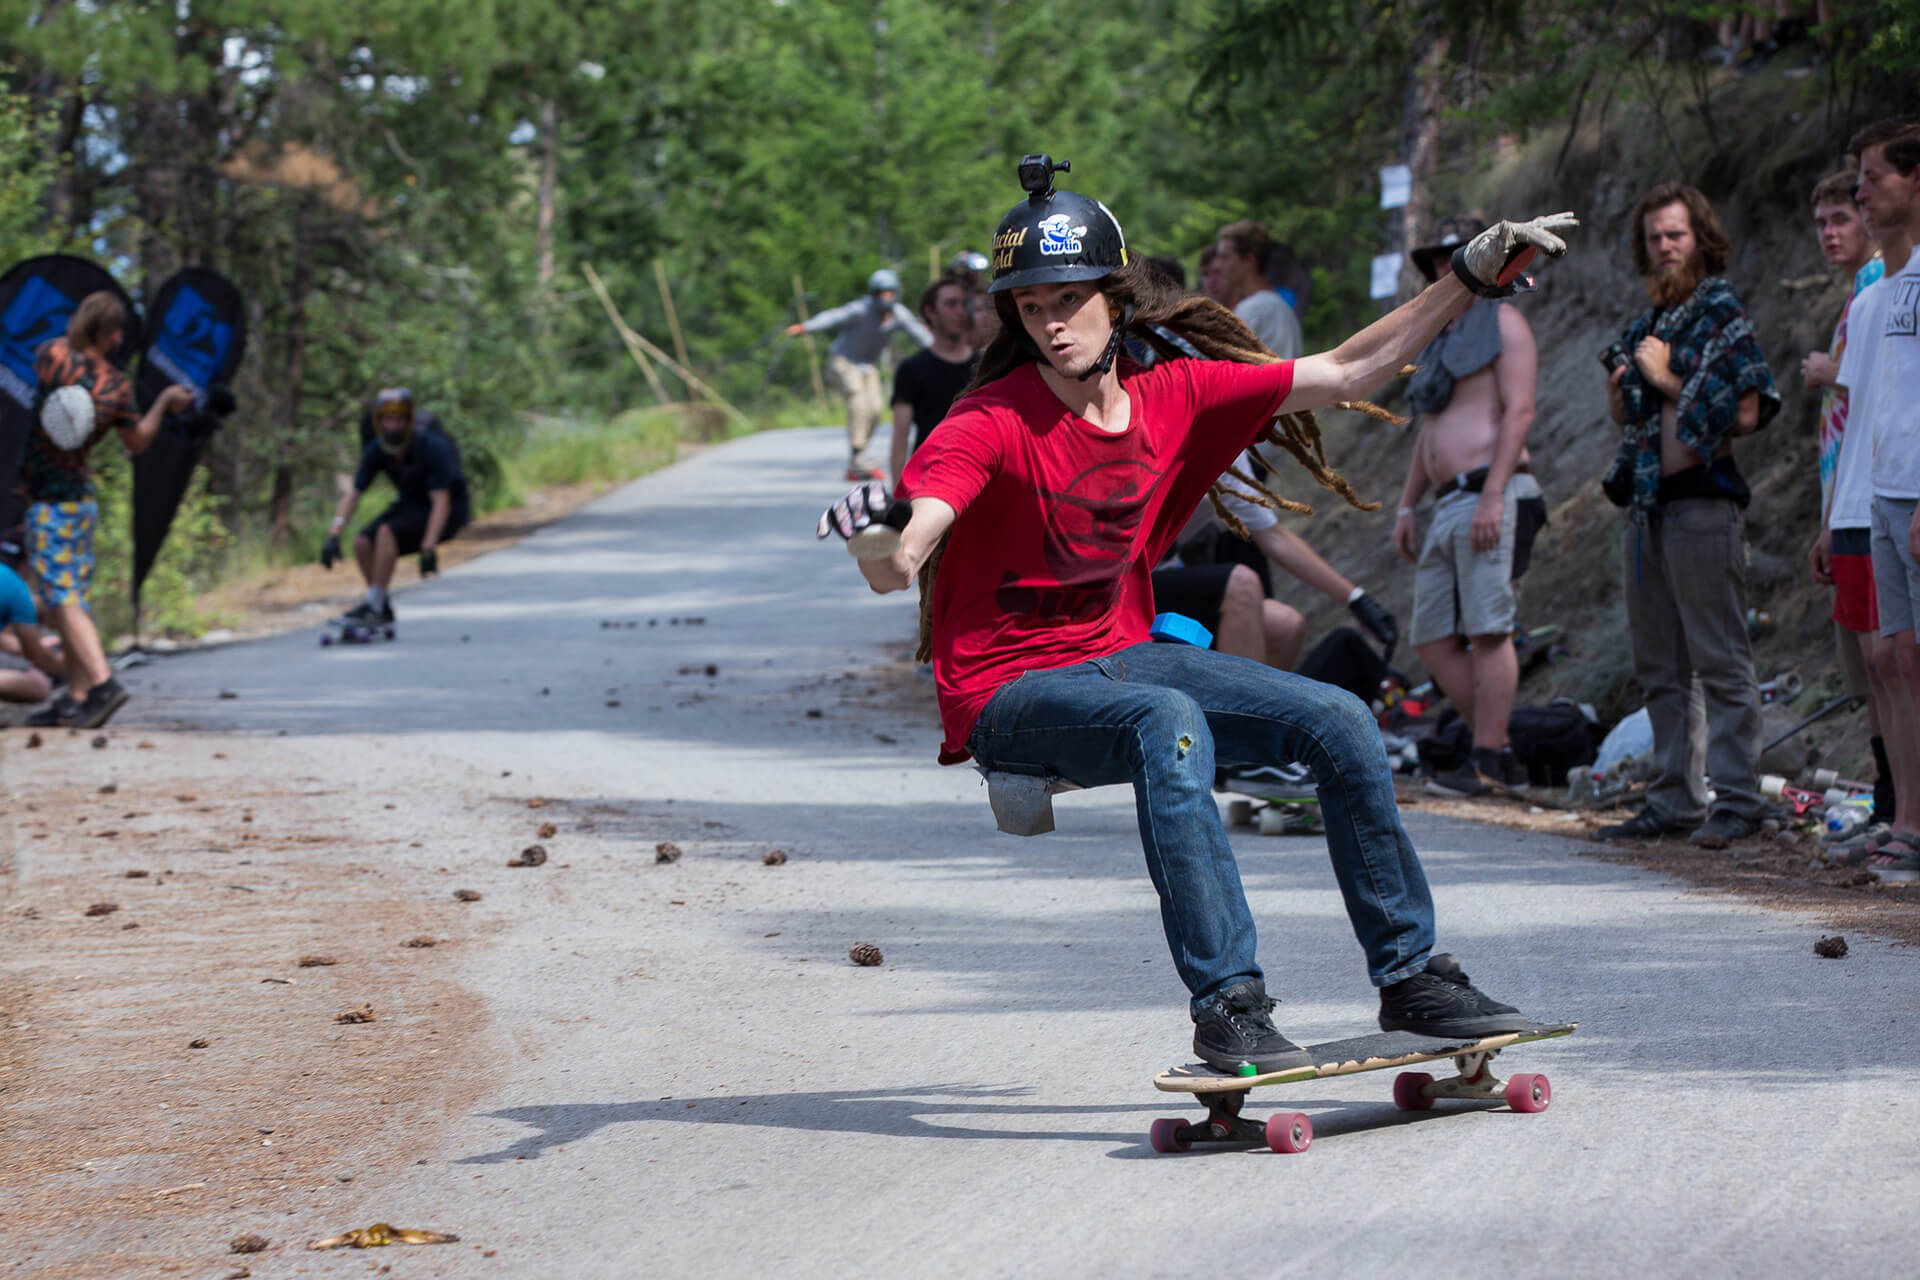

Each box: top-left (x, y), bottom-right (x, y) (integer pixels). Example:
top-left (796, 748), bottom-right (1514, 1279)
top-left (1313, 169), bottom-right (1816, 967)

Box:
top-left (1435, 462), bottom-right (1530, 501)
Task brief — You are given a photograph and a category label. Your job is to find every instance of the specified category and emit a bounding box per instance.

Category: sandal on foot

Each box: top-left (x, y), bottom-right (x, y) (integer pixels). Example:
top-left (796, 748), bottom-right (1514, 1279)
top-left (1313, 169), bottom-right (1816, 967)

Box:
top-left (1864, 833), bottom-right (1920, 873)
top-left (1825, 823), bottom-right (1893, 867)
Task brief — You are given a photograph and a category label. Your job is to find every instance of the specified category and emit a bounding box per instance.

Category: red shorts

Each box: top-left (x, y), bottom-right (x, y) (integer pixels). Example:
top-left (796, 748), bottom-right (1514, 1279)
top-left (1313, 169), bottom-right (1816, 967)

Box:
top-left (1832, 529), bottom-right (1880, 634)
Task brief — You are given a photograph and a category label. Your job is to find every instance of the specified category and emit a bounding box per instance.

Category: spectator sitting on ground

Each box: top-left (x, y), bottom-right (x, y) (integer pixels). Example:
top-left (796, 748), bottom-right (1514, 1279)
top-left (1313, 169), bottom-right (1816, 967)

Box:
top-left (1152, 449), bottom-right (1399, 679)
top-left (0, 528), bottom-right (62, 707)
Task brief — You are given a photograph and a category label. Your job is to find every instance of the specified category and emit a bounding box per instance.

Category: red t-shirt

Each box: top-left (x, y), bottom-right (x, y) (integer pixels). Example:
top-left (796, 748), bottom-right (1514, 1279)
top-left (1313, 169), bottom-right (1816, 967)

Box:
top-left (900, 356), bottom-right (1295, 762)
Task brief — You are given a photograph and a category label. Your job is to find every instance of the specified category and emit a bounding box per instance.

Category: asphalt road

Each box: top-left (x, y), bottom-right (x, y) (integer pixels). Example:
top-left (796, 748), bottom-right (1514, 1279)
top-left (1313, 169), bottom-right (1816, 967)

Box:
top-left (52, 427), bottom-right (1920, 1276)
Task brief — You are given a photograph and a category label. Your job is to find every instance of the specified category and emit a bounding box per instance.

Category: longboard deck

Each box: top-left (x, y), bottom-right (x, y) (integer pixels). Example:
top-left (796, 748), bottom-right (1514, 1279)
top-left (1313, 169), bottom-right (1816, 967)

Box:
top-left (1219, 781), bottom-right (1320, 805)
top-left (1155, 1021), bottom-right (1576, 1093)
top-left (320, 625), bottom-right (396, 646)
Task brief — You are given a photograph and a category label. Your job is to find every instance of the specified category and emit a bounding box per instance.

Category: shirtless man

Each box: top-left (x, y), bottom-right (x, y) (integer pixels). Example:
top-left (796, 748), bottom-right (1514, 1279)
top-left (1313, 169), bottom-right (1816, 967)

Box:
top-left (1391, 216), bottom-right (1545, 796)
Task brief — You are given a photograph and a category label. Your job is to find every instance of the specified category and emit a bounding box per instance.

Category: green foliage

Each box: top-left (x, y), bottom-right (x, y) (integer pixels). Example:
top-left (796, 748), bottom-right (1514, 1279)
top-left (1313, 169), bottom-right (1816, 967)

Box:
top-left (0, 89), bottom-right (55, 263)
top-left (504, 408), bottom-right (682, 494)
top-left (1857, 0), bottom-right (1920, 81)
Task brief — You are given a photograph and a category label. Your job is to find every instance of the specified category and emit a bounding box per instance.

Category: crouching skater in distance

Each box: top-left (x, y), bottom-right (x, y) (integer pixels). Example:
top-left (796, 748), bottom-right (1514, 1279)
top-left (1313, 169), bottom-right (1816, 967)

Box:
top-left (818, 155), bottom-right (1578, 1071)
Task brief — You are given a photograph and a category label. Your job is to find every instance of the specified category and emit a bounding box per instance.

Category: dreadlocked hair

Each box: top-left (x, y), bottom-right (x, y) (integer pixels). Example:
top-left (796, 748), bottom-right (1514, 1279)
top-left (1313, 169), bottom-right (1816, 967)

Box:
top-left (915, 257), bottom-right (1397, 662)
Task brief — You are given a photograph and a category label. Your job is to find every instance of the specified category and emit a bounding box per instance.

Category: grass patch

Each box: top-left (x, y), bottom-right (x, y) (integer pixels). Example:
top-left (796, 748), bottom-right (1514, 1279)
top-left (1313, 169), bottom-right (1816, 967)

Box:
top-left (501, 406), bottom-right (686, 499)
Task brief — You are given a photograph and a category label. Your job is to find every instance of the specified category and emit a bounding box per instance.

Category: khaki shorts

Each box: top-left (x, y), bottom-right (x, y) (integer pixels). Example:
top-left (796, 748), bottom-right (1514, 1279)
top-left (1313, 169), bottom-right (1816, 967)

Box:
top-left (1872, 495), bottom-right (1920, 638)
top-left (1410, 473), bottom-right (1542, 646)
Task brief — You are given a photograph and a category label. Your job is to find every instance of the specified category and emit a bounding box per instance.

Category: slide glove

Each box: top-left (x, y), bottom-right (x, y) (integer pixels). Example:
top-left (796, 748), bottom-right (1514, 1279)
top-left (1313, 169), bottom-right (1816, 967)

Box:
top-left (320, 534), bottom-right (342, 570)
top-left (817, 482), bottom-right (908, 542)
top-left (1453, 212), bottom-right (1580, 298)
top-left (419, 546), bottom-right (439, 578)
top-left (1349, 589), bottom-right (1400, 658)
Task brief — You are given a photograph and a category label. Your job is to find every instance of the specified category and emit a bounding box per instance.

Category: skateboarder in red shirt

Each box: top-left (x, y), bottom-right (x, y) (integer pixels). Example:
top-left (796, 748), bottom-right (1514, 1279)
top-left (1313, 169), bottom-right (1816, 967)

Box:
top-left (821, 155), bottom-right (1577, 1071)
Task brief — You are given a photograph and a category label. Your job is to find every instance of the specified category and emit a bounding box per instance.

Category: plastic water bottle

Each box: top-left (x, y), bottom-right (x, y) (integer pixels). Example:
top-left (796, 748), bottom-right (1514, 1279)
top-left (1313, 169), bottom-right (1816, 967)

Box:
top-left (1824, 797), bottom-right (1873, 837)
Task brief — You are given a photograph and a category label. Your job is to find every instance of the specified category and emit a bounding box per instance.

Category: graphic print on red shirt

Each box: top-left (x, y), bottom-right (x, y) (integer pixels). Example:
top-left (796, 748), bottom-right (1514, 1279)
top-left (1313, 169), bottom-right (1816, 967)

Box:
top-left (900, 356), bottom-right (1295, 761)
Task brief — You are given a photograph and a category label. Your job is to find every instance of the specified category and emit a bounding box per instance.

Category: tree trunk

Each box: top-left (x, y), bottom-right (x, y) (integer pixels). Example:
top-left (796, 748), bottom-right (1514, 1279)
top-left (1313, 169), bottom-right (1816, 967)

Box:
top-left (1396, 19), bottom-right (1450, 301)
top-left (270, 208), bottom-right (313, 548)
top-left (536, 98), bottom-right (558, 285)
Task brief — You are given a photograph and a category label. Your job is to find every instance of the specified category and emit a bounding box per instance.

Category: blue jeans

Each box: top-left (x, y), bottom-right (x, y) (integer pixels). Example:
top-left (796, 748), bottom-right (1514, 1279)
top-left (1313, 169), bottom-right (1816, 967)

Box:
top-left (967, 641), bottom-right (1436, 1014)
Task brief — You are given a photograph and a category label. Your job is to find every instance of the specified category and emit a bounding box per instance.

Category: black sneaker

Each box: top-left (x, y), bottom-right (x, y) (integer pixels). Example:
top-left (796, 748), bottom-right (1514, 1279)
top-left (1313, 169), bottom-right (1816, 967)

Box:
top-left (1378, 954), bottom-right (1529, 1037)
top-left (337, 601), bottom-right (380, 625)
top-left (1688, 809), bottom-right (1760, 849)
top-left (1425, 755), bottom-right (1490, 798)
top-left (1596, 806), bottom-right (1694, 841)
top-left (1495, 747), bottom-right (1531, 794)
top-left (70, 677), bottom-right (129, 729)
top-left (376, 600), bottom-right (396, 625)
top-left (1192, 979), bottom-right (1312, 1072)
top-left (1429, 746), bottom-right (1530, 799)
top-left (24, 693), bottom-right (78, 727)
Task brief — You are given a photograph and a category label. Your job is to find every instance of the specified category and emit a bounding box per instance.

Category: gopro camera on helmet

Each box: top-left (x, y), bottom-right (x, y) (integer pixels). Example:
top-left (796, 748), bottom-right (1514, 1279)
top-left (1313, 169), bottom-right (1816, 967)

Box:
top-left (1017, 154), bottom-right (1069, 200)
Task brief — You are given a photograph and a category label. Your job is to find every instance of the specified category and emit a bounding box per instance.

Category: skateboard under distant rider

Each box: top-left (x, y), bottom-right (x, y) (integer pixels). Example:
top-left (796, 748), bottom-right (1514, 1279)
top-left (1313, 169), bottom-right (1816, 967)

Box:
top-left (819, 154), bottom-right (1578, 1073)
top-left (320, 387), bottom-right (470, 627)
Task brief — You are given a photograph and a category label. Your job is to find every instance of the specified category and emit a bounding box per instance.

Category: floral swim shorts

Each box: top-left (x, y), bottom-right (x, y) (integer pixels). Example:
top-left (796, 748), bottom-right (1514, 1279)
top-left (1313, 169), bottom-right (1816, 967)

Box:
top-left (26, 499), bottom-right (97, 608)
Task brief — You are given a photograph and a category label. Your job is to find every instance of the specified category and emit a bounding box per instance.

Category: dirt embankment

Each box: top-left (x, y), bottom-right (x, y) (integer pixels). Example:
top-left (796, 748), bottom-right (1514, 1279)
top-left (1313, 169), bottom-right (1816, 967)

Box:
top-left (1289, 73), bottom-right (1876, 778)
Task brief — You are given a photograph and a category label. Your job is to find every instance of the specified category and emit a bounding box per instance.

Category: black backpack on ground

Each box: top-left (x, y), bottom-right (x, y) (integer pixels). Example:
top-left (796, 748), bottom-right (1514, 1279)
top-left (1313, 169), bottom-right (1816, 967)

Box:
top-left (1415, 699), bottom-right (1602, 787)
top-left (1508, 698), bottom-right (1604, 787)
top-left (1297, 626), bottom-right (1388, 704)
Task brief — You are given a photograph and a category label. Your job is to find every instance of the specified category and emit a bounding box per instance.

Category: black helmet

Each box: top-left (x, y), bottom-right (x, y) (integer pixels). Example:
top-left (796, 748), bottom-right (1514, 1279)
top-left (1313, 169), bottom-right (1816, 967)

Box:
top-left (987, 154), bottom-right (1128, 294)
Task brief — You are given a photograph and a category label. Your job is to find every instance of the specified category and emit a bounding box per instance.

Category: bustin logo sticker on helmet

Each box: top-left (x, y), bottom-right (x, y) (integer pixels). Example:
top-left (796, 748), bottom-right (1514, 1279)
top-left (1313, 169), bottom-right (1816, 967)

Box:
top-left (1037, 214), bottom-right (1087, 256)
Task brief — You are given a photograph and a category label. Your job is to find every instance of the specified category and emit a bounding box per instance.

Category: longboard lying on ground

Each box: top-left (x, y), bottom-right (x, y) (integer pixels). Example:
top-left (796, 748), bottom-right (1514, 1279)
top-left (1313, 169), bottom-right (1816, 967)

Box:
top-left (1149, 1021), bottom-right (1576, 1154)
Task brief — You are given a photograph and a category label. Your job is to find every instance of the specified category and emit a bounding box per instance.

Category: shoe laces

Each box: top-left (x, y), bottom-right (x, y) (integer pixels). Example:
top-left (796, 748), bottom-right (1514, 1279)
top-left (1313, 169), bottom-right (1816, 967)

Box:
top-left (1217, 987), bottom-right (1278, 1035)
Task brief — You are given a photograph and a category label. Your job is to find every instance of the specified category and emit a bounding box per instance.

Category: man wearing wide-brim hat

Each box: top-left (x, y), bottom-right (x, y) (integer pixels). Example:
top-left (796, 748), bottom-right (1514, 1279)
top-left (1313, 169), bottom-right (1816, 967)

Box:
top-left (1392, 214), bottom-right (1550, 799)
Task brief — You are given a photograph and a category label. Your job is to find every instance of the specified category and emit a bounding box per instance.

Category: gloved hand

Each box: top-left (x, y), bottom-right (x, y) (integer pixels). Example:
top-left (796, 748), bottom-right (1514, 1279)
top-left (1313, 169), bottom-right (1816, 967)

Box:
top-left (817, 482), bottom-right (901, 542)
top-left (419, 546), bottom-right (439, 577)
top-left (1454, 212), bottom-right (1580, 297)
top-left (320, 533), bottom-right (342, 570)
top-left (1349, 589), bottom-right (1400, 656)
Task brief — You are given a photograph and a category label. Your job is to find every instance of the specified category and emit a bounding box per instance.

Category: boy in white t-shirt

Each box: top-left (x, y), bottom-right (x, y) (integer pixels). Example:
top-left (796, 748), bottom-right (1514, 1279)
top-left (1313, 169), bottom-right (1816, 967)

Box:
top-left (1845, 118), bottom-right (1920, 875)
top-left (1808, 169), bottom-right (1892, 849)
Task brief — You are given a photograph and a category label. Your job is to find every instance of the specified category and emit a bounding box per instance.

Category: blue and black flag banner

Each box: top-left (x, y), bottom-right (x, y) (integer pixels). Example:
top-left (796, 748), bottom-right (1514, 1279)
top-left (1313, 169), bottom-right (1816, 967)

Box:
top-left (0, 254), bottom-right (140, 531)
top-left (131, 267), bottom-right (246, 599)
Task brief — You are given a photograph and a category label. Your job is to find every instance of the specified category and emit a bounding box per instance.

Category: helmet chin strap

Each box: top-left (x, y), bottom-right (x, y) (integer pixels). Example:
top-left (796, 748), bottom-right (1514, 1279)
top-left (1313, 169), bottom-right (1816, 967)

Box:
top-left (1076, 303), bottom-right (1134, 382)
